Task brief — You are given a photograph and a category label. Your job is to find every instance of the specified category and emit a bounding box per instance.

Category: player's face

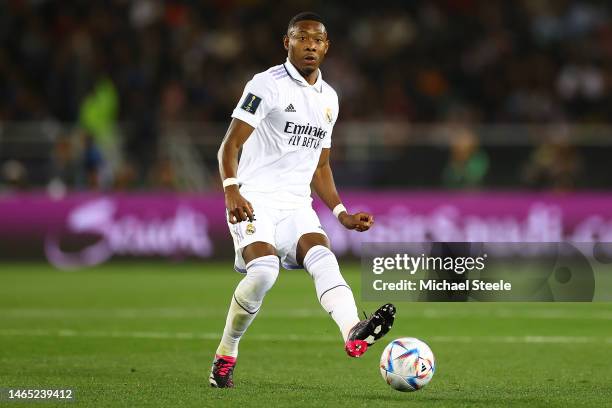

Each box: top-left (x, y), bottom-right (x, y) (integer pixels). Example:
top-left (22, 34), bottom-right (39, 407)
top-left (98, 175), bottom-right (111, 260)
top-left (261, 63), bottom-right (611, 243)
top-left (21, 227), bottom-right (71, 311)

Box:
top-left (284, 21), bottom-right (329, 76)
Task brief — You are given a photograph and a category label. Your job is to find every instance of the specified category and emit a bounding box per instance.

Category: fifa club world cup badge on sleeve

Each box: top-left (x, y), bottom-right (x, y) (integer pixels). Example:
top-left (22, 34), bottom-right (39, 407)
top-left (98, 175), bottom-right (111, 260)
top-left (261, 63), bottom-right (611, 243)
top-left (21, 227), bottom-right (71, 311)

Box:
top-left (241, 93), bottom-right (262, 114)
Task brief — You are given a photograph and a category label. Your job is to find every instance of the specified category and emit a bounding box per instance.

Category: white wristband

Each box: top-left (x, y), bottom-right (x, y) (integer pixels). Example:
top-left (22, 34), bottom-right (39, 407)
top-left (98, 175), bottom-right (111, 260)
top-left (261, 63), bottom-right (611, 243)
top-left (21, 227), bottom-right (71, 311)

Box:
top-left (222, 178), bottom-right (239, 189)
top-left (332, 204), bottom-right (347, 218)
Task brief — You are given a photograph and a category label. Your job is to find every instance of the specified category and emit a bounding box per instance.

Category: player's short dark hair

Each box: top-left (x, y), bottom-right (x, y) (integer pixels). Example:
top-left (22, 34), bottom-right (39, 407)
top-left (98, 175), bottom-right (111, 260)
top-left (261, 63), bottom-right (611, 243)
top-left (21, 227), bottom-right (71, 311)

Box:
top-left (287, 12), bottom-right (326, 34)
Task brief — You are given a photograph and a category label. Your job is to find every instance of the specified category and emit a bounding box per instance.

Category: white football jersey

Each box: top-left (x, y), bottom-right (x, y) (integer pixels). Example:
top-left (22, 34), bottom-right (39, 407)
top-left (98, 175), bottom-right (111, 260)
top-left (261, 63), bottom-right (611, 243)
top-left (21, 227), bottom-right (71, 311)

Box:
top-left (231, 58), bottom-right (339, 209)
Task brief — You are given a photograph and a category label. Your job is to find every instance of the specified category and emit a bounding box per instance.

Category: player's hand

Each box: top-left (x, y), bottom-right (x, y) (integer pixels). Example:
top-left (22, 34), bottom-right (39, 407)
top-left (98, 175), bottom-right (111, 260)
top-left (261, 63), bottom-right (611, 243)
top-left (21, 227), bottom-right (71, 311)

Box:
top-left (338, 212), bottom-right (374, 232)
top-left (224, 186), bottom-right (254, 224)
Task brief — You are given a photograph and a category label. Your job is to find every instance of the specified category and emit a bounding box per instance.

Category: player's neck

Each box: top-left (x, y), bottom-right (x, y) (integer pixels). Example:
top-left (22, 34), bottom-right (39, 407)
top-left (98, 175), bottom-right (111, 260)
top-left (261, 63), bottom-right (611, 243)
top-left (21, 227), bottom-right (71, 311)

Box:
top-left (302, 70), bottom-right (318, 85)
top-left (288, 59), bottom-right (319, 85)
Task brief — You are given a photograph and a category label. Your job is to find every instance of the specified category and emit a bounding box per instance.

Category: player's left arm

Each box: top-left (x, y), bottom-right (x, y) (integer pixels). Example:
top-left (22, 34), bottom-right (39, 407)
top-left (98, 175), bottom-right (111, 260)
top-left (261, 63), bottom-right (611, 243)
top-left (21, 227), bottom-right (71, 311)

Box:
top-left (311, 148), bottom-right (374, 232)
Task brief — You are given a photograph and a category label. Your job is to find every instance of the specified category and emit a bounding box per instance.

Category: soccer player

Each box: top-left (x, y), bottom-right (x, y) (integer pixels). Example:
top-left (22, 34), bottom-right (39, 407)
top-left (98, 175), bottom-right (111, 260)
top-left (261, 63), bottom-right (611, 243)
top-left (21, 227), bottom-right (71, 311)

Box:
top-left (210, 12), bottom-right (396, 388)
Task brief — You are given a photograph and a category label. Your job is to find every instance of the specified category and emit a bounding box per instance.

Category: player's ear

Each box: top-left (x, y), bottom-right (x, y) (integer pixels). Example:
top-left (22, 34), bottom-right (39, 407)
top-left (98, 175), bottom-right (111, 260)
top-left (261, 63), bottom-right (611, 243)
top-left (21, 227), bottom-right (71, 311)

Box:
top-left (283, 35), bottom-right (289, 51)
top-left (323, 39), bottom-right (330, 55)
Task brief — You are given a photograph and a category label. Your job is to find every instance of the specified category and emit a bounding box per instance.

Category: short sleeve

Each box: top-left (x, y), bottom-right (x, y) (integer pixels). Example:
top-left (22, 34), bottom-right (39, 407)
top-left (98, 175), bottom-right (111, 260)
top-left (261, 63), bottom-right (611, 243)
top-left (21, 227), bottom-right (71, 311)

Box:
top-left (231, 73), bottom-right (277, 128)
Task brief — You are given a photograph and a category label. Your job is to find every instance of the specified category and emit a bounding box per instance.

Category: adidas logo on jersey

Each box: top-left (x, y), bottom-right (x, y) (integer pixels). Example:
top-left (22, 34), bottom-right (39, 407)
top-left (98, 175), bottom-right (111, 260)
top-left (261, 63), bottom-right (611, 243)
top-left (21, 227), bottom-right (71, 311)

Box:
top-left (285, 104), bottom-right (296, 112)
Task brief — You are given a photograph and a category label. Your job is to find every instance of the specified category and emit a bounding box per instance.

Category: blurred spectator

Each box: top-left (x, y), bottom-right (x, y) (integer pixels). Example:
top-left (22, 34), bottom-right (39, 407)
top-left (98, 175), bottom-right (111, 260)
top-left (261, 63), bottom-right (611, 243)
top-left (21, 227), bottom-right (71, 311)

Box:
top-left (148, 157), bottom-right (177, 190)
top-left (47, 133), bottom-right (76, 197)
top-left (1, 159), bottom-right (28, 191)
top-left (523, 133), bottom-right (583, 191)
top-left (442, 128), bottom-right (490, 189)
top-left (81, 131), bottom-right (104, 189)
top-left (113, 162), bottom-right (138, 191)
top-left (79, 76), bottom-right (121, 188)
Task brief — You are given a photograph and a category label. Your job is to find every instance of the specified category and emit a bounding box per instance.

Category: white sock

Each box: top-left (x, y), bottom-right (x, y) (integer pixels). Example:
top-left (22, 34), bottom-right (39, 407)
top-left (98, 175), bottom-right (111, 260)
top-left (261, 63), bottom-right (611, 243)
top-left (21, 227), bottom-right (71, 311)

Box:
top-left (216, 255), bottom-right (279, 357)
top-left (303, 245), bottom-right (360, 342)
top-left (320, 286), bottom-right (361, 341)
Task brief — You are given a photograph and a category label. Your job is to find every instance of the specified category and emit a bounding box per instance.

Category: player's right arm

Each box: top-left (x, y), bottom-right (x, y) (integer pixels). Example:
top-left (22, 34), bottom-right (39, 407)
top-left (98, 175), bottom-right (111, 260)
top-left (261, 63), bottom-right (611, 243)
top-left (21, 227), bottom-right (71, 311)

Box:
top-left (220, 71), bottom-right (278, 224)
top-left (218, 119), bottom-right (255, 224)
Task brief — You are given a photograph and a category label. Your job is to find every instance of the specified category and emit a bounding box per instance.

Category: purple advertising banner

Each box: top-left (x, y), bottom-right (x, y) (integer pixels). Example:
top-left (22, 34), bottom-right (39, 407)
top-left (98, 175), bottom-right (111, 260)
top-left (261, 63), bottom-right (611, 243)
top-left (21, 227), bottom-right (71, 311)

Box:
top-left (1, 191), bottom-right (612, 269)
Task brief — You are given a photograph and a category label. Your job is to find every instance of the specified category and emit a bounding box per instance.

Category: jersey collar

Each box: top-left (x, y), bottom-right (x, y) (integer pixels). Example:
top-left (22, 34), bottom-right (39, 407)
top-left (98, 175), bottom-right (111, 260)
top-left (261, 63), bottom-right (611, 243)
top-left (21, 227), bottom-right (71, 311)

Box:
top-left (283, 58), bottom-right (323, 93)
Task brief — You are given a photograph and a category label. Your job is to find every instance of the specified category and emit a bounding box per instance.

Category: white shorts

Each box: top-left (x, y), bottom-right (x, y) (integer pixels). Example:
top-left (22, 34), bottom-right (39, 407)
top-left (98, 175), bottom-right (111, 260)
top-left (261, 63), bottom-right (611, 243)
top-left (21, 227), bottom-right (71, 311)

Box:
top-left (227, 197), bottom-right (327, 273)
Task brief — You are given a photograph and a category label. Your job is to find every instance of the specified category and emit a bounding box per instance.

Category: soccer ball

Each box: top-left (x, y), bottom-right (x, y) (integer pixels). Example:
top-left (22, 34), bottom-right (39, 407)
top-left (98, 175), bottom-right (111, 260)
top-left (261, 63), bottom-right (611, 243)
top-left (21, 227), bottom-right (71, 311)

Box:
top-left (379, 337), bottom-right (435, 392)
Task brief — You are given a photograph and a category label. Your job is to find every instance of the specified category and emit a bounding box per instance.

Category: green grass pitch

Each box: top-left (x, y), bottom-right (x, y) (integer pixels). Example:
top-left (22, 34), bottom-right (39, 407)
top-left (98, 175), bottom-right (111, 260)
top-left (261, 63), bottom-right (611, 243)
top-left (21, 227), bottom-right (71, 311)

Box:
top-left (1, 261), bottom-right (612, 407)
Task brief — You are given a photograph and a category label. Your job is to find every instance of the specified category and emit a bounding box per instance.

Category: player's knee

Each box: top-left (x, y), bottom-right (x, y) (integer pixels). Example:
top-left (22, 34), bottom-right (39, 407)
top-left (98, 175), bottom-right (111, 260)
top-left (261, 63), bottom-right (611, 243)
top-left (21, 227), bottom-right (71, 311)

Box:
top-left (238, 255), bottom-right (280, 299)
top-left (242, 242), bottom-right (277, 265)
top-left (303, 245), bottom-right (348, 299)
top-left (303, 245), bottom-right (340, 274)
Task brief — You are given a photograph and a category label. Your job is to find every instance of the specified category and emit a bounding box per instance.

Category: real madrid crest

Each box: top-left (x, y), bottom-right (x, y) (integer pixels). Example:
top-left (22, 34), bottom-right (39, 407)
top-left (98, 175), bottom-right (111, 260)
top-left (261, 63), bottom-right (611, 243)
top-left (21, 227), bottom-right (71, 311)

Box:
top-left (246, 223), bottom-right (256, 235)
top-left (325, 107), bottom-right (333, 124)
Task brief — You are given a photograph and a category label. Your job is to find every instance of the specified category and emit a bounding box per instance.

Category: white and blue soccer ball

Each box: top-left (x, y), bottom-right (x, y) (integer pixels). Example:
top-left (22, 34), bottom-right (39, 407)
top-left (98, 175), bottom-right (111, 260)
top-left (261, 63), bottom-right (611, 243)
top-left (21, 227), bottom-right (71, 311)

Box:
top-left (379, 337), bottom-right (435, 392)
